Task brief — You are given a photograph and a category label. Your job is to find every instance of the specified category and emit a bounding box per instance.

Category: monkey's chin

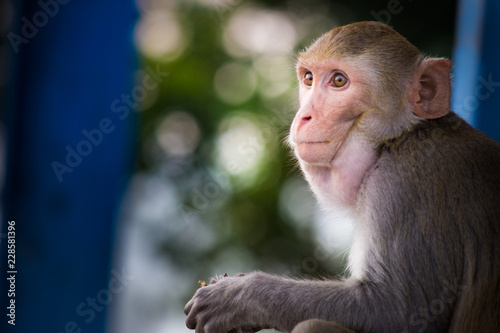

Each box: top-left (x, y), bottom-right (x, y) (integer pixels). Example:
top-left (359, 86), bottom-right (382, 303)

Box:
top-left (294, 142), bottom-right (335, 166)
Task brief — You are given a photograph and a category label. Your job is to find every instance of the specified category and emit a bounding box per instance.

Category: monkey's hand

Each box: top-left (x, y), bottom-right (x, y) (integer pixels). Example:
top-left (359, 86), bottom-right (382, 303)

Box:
top-left (184, 272), bottom-right (275, 333)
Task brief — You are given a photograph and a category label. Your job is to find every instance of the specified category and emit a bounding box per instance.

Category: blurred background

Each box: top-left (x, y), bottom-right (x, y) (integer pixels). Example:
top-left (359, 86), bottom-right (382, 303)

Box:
top-left (0, 0), bottom-right (498, 332)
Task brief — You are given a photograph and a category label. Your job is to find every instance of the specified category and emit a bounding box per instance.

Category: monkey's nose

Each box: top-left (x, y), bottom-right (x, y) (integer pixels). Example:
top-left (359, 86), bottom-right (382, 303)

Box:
top-left (296, 115), bottom-right (312, 132)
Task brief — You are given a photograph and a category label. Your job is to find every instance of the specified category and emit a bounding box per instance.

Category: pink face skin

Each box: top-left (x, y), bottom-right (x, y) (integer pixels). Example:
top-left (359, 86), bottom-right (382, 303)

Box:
top-left (289, 58), bottom-right (377, 206)
top-left (290, 59), bottom-right (370, 165)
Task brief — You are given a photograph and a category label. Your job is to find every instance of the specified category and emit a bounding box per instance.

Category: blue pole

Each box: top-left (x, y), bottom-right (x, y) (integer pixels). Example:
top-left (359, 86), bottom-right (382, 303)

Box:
top-left (475, 0), bottom-right (500, 141)
top-left (453, 0), bottom-right (500, 141)
top-left (1, 1), bottom-right (138, 332)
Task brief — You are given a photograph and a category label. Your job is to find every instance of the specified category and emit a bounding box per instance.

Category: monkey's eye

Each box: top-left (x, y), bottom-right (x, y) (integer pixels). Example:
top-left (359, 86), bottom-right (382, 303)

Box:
top-left (332, 73), bottom-right (348, 87)
top-left (303, 72), bottom-right (313, 86)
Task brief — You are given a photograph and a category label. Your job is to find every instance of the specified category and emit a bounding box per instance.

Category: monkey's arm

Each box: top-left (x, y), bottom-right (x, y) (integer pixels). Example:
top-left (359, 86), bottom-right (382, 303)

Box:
top-left (184, 271), bottom-right (396, 333)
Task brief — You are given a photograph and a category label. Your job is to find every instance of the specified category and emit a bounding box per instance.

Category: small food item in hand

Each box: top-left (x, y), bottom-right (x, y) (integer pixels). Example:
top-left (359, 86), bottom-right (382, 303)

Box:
top-left (198, 273), bottom-right (230, 288)
top-left (210, 273), bottom-right (230, 284)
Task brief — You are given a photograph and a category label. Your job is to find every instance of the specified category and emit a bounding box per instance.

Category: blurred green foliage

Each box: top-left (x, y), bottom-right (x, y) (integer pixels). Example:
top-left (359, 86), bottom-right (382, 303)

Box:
top-left (130, 0), bottom-right (456, 315)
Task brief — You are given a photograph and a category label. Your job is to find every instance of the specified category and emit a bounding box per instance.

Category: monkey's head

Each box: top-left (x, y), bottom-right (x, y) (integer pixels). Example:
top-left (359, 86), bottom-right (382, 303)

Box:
top-left (289, 21), bottom-right (451, 169)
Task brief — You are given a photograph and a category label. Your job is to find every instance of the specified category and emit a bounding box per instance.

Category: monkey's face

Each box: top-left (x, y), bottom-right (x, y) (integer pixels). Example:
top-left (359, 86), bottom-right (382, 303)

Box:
top-left (290, 59), bottom-right (369, 167)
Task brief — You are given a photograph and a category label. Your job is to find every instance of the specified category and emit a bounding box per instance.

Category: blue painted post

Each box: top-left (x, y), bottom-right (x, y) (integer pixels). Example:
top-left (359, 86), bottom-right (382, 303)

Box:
top-left (1, 1), bottom-right (138, 332)
top-left (453, 0), bottom-right (500, 141)
top-left (475, 0), bottom-right (500, 141)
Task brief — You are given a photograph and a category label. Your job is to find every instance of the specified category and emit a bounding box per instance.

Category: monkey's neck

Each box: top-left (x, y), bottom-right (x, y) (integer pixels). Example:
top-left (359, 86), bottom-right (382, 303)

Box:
top-left (301, 135), bottom-right (377, 209)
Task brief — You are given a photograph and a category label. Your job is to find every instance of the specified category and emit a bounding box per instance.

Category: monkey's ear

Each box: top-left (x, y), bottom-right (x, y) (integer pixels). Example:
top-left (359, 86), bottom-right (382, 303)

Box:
top-left (411, 58), bottom-right (451, 119)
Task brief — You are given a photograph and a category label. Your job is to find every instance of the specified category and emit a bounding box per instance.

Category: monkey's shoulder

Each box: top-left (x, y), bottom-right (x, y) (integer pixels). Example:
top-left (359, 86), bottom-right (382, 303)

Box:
top-left (374, 112), bottom-right (500, 210)
top-left (365, 112), bottom-right (500, 224)
top-left (382, 112), bottom-right (500, 163)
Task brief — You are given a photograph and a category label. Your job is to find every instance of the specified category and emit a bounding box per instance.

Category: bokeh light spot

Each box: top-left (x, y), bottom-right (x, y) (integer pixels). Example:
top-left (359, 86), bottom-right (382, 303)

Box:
top-left (155, 111), bottom-right (200, 157)
top-left (253, 55), bottom-right (294, 99)
top-left (215, 113), bottom-right (268, 188)
top-left (134, 11), bottom-right (188, 61)
top-left (279, 176), bottom-right (315, 229)
top-left (214, 62), bottom-right (257, 105)
top-left (223, 7), bottom-right (297, 57)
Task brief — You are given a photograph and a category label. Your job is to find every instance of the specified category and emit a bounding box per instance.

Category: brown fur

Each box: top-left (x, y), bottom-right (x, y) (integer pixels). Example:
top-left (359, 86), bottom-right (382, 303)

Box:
top-left (353, 112), bottom-right (500, 332)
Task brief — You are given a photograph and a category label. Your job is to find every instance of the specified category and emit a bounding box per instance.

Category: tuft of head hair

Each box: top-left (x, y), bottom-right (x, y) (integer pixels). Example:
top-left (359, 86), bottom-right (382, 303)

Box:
top-left (297, 21), bottom-right (423, 77)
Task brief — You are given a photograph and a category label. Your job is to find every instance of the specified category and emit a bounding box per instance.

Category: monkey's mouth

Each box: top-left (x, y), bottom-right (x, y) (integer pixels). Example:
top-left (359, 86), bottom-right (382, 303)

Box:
top-left (295, 140), bottom-right (333, 146)
top-left (301, 140), bottom-right (332, 145)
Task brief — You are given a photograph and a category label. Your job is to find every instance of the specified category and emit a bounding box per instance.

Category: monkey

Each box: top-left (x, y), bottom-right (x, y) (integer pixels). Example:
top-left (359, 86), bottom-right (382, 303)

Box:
top-left (184, 21), bottom-right (500, 333)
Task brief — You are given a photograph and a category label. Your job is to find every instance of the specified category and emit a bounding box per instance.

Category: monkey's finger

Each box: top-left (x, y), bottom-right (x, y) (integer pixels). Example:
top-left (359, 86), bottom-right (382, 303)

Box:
top-left (186, 306), bottom-right (210, 332)
top-left (185, 311), bottom-right (198, 331)
top-left (184, 300), bottom-right (193, 316)
top-left (195, 323), bottom-right (205, 333)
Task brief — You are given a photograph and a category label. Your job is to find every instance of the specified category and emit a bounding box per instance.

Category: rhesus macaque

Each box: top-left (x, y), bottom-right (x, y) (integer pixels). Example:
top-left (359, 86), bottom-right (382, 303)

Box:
top-left (184, 21), bottom-right (500, 333)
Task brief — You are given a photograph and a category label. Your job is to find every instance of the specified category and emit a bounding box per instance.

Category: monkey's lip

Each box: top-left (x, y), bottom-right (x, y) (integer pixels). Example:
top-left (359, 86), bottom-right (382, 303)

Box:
top-left (295, 140), bottom-right (333, 145)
